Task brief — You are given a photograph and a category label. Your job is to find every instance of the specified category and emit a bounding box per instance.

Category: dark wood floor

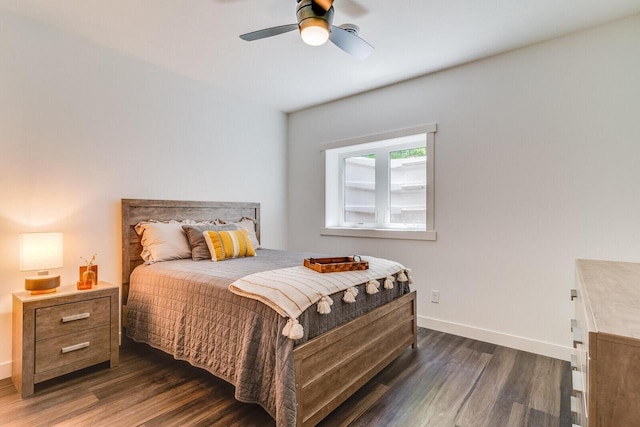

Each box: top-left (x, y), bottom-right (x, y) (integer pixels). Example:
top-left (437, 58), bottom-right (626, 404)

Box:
top-left (0, 328), bottom-right (571, 426)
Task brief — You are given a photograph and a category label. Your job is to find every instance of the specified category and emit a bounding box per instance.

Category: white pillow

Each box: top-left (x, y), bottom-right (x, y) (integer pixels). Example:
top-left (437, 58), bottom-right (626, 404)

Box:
top-left (134, 221), bottom-right (193, 263)
top-left (215, 217), bottom-right (261, 249)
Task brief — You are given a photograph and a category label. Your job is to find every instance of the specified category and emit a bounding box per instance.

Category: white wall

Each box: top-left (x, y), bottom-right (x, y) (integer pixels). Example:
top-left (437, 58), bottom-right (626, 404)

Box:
top-left (288, 14), bottom-right (640, 359)
top-left (0, 11), bottom-right (288, 378)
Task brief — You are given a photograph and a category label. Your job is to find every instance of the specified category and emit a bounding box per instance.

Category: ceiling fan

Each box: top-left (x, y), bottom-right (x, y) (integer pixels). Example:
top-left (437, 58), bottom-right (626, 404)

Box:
top-left (239, 0), bottom-right (374, 60)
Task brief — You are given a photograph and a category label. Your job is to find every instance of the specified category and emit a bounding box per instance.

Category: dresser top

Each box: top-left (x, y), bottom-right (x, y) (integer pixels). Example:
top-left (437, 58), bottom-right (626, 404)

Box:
top-left (576, 259), bottom-right (640, 339)
top-left (13, 281), bottom-right (118, 303)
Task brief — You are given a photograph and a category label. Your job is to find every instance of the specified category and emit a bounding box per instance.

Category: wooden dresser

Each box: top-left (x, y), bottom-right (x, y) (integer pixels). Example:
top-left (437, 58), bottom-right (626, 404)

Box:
top-left (12, 282), bottom-right (119, 397)
top-left (571, 260), bottom-right (640, 427)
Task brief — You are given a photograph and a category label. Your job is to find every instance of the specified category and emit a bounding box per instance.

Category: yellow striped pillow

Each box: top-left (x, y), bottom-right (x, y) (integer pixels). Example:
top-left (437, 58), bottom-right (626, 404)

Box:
top-left (203, 229), bottom-right (256, 261)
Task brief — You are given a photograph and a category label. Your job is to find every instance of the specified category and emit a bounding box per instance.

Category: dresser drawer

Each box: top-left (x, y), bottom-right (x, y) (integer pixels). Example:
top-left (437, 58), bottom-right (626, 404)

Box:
top-left (35, 325), bottom-right (111, 374)
top-left (35, 297), bottom-right (110, 340)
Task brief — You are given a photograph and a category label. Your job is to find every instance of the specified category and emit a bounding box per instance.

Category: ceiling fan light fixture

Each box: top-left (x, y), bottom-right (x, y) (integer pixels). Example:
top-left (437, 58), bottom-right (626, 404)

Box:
top-left (300, 18), bottom-right (330, 46)
top-left (239, 0), bottom-right (373, 59)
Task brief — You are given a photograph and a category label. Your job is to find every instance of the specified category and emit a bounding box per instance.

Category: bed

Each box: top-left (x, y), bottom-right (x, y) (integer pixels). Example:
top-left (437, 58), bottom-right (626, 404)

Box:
top-left (121, 199), bottom-right (417, 426)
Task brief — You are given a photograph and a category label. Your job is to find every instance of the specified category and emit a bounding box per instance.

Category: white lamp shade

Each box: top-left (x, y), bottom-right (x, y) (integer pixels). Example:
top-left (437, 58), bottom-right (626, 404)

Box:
top-left (300, 18), bottom-right (330, 46)
top-left (19, 232), bottom-right (64, 272)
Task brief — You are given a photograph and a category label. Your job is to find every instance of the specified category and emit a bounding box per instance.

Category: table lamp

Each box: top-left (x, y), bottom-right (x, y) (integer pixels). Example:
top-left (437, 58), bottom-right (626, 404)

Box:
top-left (19, 232), bottom-right (63, 295)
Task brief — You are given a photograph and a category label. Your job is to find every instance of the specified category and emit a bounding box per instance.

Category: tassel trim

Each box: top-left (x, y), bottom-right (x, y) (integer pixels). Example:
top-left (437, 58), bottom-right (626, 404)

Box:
top-left (282, 318), bottom-right (304, 340)
top-left (282, 268), bottom-right (412, 340)
top-left (317, 295), bottom-right (334, 314)
top-left (406, 269), bottom-right (413, 284)
top-left (397, 270), bottom-right (408, 282)
top-left (384, 275), bottom-right (394, 290)
top-left (343, 286), bottom-right (359, 303)
top-left (366, 279), bottom-right (380, 295)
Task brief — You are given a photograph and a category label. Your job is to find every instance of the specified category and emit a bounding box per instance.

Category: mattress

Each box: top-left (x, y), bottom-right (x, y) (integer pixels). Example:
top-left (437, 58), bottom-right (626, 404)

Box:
top-left (125, 249), bottom-right (410, 426)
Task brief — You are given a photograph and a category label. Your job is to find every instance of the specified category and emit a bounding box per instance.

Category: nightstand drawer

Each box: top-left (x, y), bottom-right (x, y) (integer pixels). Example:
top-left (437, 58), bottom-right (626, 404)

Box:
top-left (35, 325), bottom-right (111, 374)
top-left (35, 297), bottom-right (110, 340)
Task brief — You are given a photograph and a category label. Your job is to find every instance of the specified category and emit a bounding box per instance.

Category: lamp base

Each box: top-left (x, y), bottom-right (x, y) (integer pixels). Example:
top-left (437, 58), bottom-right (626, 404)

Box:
top-left (25, 274), bottom-right (60, 295)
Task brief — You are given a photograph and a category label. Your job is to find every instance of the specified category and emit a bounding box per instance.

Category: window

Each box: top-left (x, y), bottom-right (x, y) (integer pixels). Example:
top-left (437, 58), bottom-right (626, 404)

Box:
top-left (322, 123), bottom-right (436, 240)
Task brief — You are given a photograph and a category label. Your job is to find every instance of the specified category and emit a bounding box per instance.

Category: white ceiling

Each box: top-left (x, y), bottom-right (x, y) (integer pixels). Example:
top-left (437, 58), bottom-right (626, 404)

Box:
top-left (2, 0), bottom-right (640, 112)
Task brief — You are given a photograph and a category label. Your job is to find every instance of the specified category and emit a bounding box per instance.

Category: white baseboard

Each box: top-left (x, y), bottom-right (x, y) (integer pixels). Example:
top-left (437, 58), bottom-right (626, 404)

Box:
top-left (418, 315), bottom-right (572, 361)
top-left (0, 360), bottom-right (11, 380)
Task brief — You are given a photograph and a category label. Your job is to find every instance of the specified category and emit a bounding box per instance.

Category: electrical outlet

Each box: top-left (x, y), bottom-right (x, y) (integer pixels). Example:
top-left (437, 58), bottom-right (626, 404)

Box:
top-left (431, 290), bottom-right (440, 303)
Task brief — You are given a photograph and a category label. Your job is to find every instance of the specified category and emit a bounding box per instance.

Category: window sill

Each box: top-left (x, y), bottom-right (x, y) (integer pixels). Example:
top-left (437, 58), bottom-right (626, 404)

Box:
top-left (321, 227), bottom-right (436, 241)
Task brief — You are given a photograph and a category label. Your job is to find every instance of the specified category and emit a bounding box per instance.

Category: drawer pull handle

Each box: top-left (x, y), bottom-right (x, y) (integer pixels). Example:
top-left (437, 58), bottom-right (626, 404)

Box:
top-left (61, 312), bottom-right (91, 323)
top-left (573, 327), bottom-right (583, 347)
top-left (571, 354), bottom-right (578, 370)
top-left (571, 289), bottom-right (578, 300)
top-left (571, 319), bottom-right (577, 332)
top-left (61, 341), bottom-right (90, 354)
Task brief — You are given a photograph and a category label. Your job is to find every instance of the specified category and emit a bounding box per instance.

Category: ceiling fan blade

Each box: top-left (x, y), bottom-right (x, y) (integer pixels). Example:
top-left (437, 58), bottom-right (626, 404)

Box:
top-left (240, 24), bottom-right (298, 41)
top-left (313, 0), bottom-right (334, 12)
top-left (329, 25), bottom-right (374, 59)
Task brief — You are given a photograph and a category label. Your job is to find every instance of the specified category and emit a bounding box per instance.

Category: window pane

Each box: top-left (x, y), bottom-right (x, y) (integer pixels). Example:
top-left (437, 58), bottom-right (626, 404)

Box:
top-left (389, 148), bottom-right (426, 225)
top-left (344, 154), bottom-right (375, 223)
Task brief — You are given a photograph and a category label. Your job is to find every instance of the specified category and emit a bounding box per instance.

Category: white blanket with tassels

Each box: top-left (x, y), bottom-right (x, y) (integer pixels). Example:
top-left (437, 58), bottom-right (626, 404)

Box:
top-left (229, 256), bottom-right (407, 321)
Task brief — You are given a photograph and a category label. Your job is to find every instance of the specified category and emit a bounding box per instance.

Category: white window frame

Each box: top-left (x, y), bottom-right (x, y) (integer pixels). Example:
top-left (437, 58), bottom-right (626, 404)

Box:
top-left (322, 123), bottom-right (437, 241)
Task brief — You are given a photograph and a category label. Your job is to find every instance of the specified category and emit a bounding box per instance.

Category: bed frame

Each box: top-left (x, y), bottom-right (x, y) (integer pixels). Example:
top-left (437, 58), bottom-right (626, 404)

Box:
top-left (121, 199), bottom-right (417, 426)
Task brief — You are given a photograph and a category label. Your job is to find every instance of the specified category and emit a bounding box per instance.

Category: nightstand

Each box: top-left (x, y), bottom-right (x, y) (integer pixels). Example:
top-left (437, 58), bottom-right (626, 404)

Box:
top-left (12, 281), bottom-right (119, 398)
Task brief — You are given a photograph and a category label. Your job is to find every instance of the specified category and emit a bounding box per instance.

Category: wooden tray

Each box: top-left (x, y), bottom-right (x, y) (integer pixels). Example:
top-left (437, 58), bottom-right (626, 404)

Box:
top-left (304, 256), bottom-right (368, 273)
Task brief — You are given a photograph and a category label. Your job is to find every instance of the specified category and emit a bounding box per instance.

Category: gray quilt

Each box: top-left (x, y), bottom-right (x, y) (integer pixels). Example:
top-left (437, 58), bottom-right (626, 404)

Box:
top-left (125, 249), bottom-right (410, 426)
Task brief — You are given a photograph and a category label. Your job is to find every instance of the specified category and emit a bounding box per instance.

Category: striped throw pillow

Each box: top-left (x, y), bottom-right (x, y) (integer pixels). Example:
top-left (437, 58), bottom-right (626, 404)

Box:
top-left (203, 229), bottom-right (256, 261)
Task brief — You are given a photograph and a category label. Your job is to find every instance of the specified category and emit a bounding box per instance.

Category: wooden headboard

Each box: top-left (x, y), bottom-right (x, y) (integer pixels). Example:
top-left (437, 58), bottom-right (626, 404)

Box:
top-left (121, 199), bottom-right (260, 303)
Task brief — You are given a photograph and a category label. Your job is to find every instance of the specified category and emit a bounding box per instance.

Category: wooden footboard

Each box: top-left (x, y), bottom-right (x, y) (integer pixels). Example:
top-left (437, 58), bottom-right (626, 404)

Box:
top-left (293, 291), bottom-right (417, 426)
